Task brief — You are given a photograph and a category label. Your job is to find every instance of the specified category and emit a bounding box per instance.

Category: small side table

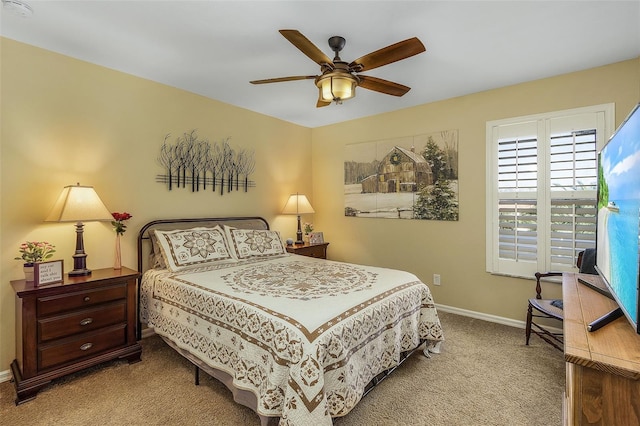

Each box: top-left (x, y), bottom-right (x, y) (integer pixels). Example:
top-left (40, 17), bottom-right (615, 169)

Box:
top-left (10, 267), bottom-right (142, 404)
top-left (286, 242), bottom-right (329, 259)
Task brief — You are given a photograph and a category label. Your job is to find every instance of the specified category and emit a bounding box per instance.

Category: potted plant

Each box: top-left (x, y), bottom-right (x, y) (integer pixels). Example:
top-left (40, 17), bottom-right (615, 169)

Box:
top-left (303, 222), bottom-right (313, 243)
top-left (15, 241), bottom-right (56, 281)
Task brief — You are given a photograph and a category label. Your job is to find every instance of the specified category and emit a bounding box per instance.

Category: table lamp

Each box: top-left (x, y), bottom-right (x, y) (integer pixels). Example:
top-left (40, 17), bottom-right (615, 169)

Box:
top-left (282, 193), bottom-right (315, 244)
top-left (45, 183), bottom-right (112, 276)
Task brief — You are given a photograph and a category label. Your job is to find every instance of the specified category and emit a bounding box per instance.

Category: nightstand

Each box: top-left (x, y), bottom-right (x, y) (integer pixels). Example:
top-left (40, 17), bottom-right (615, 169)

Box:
top-left (10, 267), bottom-right (142, 404)
top-left (286, 242), bottom-right (329, 259)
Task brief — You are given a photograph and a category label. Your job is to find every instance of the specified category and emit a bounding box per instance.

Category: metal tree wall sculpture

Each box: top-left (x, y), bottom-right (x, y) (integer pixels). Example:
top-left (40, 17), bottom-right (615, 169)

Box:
top-left (156, 130), bottom-right (256, 195)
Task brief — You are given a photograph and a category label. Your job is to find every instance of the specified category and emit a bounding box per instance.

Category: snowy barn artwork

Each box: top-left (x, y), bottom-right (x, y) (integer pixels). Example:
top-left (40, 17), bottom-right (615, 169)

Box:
top-left (344, 130), bottom-right (459, 220)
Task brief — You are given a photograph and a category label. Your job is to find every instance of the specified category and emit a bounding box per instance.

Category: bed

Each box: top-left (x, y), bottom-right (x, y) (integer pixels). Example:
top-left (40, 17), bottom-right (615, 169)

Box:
top-left (137, 217), bottom-right (444, 425)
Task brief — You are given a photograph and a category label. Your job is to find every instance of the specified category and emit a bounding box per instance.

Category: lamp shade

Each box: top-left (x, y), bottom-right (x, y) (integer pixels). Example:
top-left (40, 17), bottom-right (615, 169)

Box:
top-left (282, 193), bottom-right (315, 215)
top-left (316, 73), bottom-right (356, 102)
top-left (45, 184), bottom-right (112, 223)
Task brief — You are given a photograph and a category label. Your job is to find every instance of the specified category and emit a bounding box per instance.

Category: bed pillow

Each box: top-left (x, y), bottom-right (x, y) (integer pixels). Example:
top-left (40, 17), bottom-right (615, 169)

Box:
top-left (225, 228), bottom-right (286, 259)
top-left (149, 233), bottom-right (167, 269)
top-left (153, 226), bottom-right (234, 272)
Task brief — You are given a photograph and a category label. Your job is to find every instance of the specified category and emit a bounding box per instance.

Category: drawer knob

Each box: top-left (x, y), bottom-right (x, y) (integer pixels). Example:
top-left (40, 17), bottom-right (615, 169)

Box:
top-left (83, 296), bottom-right (91, 302)
top-left (80, 318), bottom-right (93, 326)
top-left (80, 343), bottom-right (93, 351)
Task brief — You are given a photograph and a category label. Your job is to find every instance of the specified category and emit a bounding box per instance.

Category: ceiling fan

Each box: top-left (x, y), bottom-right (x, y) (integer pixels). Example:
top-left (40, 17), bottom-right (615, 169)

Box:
top-left (250, 30), bottom-right (426, 108)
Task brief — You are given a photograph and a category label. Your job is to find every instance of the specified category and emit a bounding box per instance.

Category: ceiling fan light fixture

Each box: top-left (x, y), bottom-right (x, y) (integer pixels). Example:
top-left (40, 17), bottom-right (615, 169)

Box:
top-left (316, 73), bottom-right (357, 104)
top-left (252, 30), bottom-right (424, 107)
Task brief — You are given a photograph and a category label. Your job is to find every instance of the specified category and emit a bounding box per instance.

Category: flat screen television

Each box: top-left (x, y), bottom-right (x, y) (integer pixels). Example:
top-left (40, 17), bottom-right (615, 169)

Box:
top-left (593, 102), bottom-right (640, 334)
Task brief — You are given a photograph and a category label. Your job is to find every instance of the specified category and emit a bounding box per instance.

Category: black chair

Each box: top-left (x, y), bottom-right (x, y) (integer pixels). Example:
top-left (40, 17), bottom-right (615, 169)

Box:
top-left (525, 249), bottom-right (596, 350)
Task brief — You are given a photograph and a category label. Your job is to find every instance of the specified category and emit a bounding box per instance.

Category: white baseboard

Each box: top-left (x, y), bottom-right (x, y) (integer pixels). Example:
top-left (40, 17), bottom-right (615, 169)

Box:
top-left (0, 307), bottom-right (558, 384)
top-left (0, 369), bottom-right (11, 384)
top-left (435, 303), bottom-right (563, 334)
top-left (141, 327), bottom-right (156, 339)
top-left (436, 303), bottom-right (525, 328)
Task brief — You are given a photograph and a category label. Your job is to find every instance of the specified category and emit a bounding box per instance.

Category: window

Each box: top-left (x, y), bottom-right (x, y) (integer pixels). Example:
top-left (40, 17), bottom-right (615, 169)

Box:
top-left (486, 104), bottom-right (614, 278)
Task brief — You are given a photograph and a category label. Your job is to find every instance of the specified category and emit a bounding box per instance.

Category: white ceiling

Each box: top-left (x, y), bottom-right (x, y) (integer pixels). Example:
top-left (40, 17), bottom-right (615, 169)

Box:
top-left (1, 1), bottom-right (639, 128)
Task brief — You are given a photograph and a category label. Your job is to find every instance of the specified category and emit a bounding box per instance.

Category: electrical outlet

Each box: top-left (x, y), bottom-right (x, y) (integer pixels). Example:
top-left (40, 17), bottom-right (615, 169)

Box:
top-left (433, 274), bottom-right (441, 286)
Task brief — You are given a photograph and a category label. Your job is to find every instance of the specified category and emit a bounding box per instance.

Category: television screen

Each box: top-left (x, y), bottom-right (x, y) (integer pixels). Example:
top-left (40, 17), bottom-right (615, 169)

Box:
top-left (595, 102), bottom-right (640, 334)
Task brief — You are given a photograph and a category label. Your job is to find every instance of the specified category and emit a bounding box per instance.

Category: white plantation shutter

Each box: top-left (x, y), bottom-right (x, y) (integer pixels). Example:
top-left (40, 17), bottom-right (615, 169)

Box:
top-left (497, 135), bottom-right (538, 192)
top-left (498, 199), bottom-right (537, 262)
top-left (548, 129), bottom-right (598, 269)
top-left (486, 104), bottom-right (612, 278)
top-left (549, 130), bottom-right (598, 192)
top-left (549, 198), bottom-right (597, 268)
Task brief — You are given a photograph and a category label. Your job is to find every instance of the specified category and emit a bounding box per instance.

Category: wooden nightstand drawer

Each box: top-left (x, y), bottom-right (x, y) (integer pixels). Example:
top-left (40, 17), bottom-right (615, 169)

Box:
top-left (301, 245), bottom-right (325, 258)
top-left (286, 242), bottom-right (329, 259)
top-left (37, 284), bottom-right (127, 317)
top-left (38, 324), bottom-right (127, 371)
top-left (38, 301), bottom-right (127, 342)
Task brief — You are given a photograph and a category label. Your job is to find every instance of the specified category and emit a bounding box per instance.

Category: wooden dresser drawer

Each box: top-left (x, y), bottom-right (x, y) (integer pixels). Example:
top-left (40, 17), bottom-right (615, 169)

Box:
top-left (38, 324), bottom-right (127, 371)
top-left (38, 302), bottom-right (126, 342)
top-left (37, 284), bottom-right (127, 317)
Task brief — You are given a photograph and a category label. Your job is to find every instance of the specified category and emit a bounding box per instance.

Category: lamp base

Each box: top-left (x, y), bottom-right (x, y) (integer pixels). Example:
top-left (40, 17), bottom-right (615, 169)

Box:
top-left (295, 215), bottom-right (304, 245)
top-left (68, 268), bottom-right (92, 277)
top-left (70, 225), bottom-right (91, 277)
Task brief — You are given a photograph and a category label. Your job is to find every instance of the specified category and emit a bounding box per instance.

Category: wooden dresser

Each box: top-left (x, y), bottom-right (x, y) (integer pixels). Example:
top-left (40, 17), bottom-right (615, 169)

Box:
top-left (10, 267), bottom-right (142, 404)
top-left (563, 272), bottom-right (640, 425)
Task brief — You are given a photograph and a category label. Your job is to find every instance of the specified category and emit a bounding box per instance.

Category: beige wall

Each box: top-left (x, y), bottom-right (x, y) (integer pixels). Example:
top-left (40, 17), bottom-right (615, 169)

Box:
top-left (0, 38), bottom-right (312, 370)
top-left (1, 36), bottom-right (638, 374)
top-left (311, 57), bottom-right (640, 323)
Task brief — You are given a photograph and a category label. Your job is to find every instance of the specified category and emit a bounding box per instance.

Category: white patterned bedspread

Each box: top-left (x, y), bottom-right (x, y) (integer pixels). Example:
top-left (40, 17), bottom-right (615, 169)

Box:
top-left (140, 254), bottom-right (444, 425)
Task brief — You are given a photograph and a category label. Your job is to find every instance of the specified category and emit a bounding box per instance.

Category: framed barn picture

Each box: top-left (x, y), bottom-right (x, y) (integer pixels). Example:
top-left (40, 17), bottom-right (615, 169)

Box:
top-left (344, 129), bottom-right (459, 221)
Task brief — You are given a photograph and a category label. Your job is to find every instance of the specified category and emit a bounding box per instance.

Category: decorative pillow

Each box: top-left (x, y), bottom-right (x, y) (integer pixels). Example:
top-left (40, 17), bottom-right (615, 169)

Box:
top-left (226, 228), bottom-right (286, 259)
top-left (149, 233), bottom-right (167, 269)
top-left (153, 226), bottom-right (234, 272)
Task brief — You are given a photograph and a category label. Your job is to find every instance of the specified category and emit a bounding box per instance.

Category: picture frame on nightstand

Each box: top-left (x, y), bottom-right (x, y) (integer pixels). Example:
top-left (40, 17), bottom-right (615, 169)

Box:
top-left (34, 259), bottom-right (64, 286)
top-left (309, 232), bottom-right (324, 244)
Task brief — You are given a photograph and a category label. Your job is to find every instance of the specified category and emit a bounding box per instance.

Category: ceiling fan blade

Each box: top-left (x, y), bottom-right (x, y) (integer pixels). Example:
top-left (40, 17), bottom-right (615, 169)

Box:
top-left (357, 75), bottom-right (411, 97)
top-left (349, 37), bottom-right (425, 72)
top-left (316, 99), bottom-right (331, 108)
top-left (250, 75), bottom-right (317, 84)
top-left (279, 29), bottom-right (333, 66)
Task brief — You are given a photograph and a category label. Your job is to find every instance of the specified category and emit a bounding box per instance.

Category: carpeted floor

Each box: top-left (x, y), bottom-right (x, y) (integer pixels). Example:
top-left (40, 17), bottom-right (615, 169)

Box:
top-left (0, 312), bottom-right (564, 425)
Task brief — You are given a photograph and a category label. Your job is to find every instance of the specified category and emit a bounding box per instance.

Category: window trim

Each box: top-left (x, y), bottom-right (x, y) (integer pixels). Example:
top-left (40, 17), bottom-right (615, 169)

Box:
top-left (486, 103), bottom-right (614, 278)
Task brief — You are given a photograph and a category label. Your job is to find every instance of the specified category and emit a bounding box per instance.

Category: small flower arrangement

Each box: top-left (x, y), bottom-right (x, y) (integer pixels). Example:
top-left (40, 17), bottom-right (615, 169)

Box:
top-left (112, 212), bottom-right (133, 235)
top-left (303, 222), bottom-right (314, 235)
top-left (15, 241), bottom-right (56, 265)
